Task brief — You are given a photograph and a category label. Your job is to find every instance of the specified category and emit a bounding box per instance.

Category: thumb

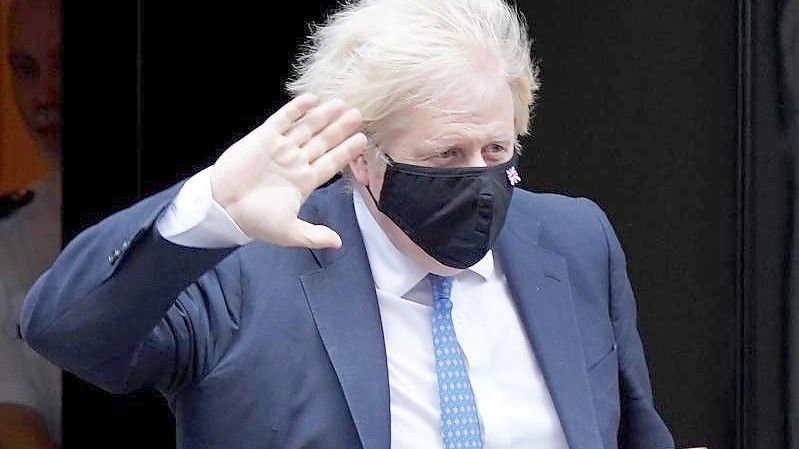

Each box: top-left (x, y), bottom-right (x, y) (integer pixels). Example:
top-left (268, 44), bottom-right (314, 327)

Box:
top-left (287, 219), bottom-right (343, 249)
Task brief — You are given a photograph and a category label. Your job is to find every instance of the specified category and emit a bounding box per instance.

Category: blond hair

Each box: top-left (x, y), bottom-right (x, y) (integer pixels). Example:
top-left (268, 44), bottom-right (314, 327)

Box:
top-left (287, 0), bottom-right (539, 151)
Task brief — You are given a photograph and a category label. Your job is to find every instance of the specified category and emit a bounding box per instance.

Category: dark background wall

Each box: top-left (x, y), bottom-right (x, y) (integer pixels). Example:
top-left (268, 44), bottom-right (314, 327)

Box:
top-left (62, 2), bottom-right (788, 448)
top-left (522, 2), bottom-right (739, 448)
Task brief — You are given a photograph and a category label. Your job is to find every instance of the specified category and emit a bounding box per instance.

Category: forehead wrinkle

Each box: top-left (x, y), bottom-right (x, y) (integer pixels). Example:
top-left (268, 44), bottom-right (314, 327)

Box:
top-left (421, 125), bottom-right (513, 150)
top-left (432, 115), bottom-right (513, 137)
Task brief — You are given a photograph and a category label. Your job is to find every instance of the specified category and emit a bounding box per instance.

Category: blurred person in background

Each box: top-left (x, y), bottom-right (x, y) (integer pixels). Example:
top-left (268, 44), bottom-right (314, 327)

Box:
top-left (0, 0), bottom-right (62, 447)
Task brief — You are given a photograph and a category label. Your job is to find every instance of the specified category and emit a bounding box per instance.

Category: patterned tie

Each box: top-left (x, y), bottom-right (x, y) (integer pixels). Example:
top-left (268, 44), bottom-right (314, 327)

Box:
top-left (428, 273), bottom-right (483, 449)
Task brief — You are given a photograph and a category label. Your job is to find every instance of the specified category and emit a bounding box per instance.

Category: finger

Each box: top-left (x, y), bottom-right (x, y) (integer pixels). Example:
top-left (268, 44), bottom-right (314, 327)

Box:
top-left (284, 98), bottom-right (348, 147)
top-left (263, 93), bottom-right (319, 134)
top-left (310, 132), bottom-right (368, 186)
top-left (302, 108), bottom-right (363, 163)
top-left (287, 219), bottom-right (343, 249)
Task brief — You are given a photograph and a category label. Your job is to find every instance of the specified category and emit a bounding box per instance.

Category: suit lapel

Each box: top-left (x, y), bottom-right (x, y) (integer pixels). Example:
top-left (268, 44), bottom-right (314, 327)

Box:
top-left (496, 204), bottom-right (604, 449)
top-left (297, 183), bottom-right (604, 449)
top-left (299, 183), bottom-right (390, 449)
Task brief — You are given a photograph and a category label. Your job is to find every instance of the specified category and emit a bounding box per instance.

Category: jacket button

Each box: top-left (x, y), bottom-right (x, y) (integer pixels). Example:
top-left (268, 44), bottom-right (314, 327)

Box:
top-left (108, 248), bottom-right (122, 264)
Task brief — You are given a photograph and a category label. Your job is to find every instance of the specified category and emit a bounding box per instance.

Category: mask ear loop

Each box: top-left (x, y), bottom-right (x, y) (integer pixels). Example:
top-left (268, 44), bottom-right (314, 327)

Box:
top-left (366, 149), bottom-right (395, 206)
top-left (366, 185), bottom-right (381, 206)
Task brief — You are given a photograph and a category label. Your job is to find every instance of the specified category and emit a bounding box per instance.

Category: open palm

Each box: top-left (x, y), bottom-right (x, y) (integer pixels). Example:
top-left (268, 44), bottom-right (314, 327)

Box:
top-left (210, 94), bottom-right (367, 249)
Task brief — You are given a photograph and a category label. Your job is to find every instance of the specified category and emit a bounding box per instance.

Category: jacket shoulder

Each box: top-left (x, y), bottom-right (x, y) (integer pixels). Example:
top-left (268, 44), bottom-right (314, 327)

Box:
top-left (511, 188), bottom-right (606, 231)
top-left (510, 188), bottom-right (615, 261)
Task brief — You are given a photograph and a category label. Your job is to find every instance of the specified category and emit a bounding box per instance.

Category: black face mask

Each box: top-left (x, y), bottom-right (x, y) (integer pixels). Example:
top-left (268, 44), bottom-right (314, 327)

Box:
top-left (368, 154), bottom-right (521, 269)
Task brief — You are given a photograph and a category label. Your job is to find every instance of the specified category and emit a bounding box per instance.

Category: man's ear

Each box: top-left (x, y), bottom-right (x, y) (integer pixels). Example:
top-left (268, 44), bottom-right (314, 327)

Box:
top-left (348, 153), bottom-right (370, 187)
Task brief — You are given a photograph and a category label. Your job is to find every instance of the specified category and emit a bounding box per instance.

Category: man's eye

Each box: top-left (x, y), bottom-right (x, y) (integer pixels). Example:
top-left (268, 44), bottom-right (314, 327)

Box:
top-left (436, 148), bottom-right (458, 159)
top-left (484, 144), bottom-right (512, 162)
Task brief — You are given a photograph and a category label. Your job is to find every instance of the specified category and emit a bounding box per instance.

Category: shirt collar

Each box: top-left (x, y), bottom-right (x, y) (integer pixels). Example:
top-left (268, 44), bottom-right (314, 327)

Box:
top-left (352, 190), bottom-right (495, 297)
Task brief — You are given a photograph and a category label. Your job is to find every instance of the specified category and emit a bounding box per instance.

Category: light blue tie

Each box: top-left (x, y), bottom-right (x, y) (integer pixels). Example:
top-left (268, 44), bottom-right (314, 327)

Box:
top-left (428, 273), bottom-right (483, 449)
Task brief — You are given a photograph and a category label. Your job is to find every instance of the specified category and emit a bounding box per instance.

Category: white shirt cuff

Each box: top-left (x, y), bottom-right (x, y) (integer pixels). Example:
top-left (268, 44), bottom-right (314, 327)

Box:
top-left (0, 382), bottom-right (40, 410)
top-left (155, 166), bottom-right (253, 248)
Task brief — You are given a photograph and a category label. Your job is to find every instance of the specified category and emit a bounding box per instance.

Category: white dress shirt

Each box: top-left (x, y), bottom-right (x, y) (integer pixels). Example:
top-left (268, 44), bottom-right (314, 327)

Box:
top-left (156, 167), bottom-right (570, 449)
top-left (0, 157), bottom-right (62, 444)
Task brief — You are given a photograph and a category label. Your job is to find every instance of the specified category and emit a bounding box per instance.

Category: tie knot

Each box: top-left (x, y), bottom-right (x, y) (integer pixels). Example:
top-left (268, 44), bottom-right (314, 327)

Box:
top-left (427, 273), bottom-right (454, 303)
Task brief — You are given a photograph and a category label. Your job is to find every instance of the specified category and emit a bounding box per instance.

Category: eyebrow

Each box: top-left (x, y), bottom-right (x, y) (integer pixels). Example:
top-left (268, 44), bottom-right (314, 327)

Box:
top-left (422, 132), bottom-right (515, 149)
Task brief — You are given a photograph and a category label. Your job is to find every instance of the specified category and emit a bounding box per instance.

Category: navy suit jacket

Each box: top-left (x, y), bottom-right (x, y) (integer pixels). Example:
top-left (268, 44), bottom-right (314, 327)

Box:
top-left (21, 178), bottom-right (674, 449)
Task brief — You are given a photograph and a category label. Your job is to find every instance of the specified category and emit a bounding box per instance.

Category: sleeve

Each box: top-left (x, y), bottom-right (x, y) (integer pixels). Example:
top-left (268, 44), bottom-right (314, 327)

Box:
top-left (20, 178), bottom-right (247, 396)
top-left (584, 198), bottom-right (676, 449)
top-left (156, 166), bottom-right (253, 248)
